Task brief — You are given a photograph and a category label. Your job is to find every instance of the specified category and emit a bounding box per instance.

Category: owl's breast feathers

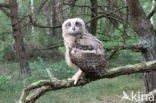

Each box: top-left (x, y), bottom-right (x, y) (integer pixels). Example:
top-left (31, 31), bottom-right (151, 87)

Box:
top-left (69, 36), bottom-right (107, 78)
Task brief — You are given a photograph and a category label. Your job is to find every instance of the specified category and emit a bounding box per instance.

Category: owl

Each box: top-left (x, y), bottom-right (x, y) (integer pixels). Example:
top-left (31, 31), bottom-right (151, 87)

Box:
top-left (62, 18), bottom-right (106, 85)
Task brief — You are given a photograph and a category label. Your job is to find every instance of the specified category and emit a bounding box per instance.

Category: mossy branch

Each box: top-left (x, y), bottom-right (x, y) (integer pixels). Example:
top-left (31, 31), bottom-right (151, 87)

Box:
top-left (16, 60), bottom-right (156, 103)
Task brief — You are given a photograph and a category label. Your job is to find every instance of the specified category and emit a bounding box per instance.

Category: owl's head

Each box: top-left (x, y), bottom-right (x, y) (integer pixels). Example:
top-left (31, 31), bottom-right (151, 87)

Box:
top-left (62, 18), bottom-right (85, 37)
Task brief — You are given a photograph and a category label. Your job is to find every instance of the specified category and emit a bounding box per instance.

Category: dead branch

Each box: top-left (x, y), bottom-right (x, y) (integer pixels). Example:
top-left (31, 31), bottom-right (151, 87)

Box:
top-left (33, 44), bottom-right (144, 62)
top-left (34, 44), bottom-right (144, 52)
top-left (63, 3), bottom-right (107, 9)
top-left (97, 32), bottom-right (113, 40)
top-left (28, 5), bottom-right (126, 30)
top-left (104, 44), bottom-right (144, 51)
top-left (29, 15), bottom-right (61, 29)
top-left (16, 60), bottom-right (156, 103)
top-left (105, 44), bottom-right (144, 60)
top-left (34, 44), bottom-right (64, 51)
top-left (63, 3), bottom-right (92, 8)
top-left (36, 0), bottom-right (48, 15)
top-left (0, 3), bottom-right (10, 8)
top-left (86, 6), bottom-right (127, 24)
top-left (147, 0), bottom-right (156, 19)
top-left (107, 49), bottom-right (118, 60)
top-left (0, 31), bottom-right (13, 35)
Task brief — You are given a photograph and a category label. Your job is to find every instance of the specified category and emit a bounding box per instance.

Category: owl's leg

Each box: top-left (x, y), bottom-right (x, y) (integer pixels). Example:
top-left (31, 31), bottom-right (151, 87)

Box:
top-left (68, 69), bottom-right (83, 85)
top-left (73, 69), bottom-right (83, 84)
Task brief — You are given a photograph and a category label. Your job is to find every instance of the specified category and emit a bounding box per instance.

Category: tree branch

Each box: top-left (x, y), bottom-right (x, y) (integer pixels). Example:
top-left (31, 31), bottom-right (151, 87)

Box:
top-left (63, 3), bottom-right (107, 9)
top-left (107, 49), bottom-right (118, 60)
top-left (28, 5), bottom-right (126, 30)
top-left (29, 15), bottom-right (61, 29)
top-left (34, 44), bottom-right (64, 51)
top-left (147, 0), bottom-right (156, 19)
top-left (34, 44), bottom-right (144, 52)
top-left (86, 6), bottom-right (127, 24)
top-left (104, 44), bottom-right (144, 51)
top-left (105, 44), bottom-right (145, 60)
top-left (63, 3), bottom-right (92, 8)
top-left (36, 0), bottom-right (48, 15)
top-left (0, 3), bottom-right (10, 9)
top-left (16, 60), bottom-right (156, 103)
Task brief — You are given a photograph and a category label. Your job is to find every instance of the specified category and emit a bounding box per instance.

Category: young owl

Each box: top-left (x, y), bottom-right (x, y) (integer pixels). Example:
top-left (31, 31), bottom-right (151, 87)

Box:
top-left (62, 18), bottom-right (106, 85)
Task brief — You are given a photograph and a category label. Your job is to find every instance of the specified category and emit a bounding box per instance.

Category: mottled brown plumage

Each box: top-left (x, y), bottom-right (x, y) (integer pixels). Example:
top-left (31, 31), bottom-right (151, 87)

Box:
top-left (70, 49), bottom-right (106, 77)
top-left (62, 18), bottom-right (107, 84)
top-left (69, 36), bottom-right (106, 78)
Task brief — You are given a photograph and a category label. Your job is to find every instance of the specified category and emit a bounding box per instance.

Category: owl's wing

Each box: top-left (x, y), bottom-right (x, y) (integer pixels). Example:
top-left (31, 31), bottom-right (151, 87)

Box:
top-left (69, 34), bottom-right (107, 77)
top-left (69, 47), bottom-right (106, 77)
top-left (76, 33), bottom-right (105, 55)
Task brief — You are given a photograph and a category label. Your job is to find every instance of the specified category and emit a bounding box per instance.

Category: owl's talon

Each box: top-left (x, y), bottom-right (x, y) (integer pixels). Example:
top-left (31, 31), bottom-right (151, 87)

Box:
top-left (74, 79), bottom-right (78, 85)
top-left (67, 77), bottom-right (78, 85)
top-left (67, 78), bottom-right (74, 81)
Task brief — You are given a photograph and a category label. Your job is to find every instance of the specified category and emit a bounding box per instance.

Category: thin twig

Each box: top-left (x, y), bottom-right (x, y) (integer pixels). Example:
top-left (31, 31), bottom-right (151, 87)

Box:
top-left (86, 6), bottom-right (127, 24)
top-left (46, 68), bottom-right (53, 81)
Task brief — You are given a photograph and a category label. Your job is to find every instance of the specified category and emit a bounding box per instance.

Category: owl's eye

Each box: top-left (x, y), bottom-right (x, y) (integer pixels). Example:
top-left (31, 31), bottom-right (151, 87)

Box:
top-left (67, 23), bottom-right (71, 27)
top-left (75, 22), bottom-right (79, 27)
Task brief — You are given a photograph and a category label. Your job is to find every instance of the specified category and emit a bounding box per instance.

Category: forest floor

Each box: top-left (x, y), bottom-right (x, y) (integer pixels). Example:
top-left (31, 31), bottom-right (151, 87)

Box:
top-left (0, 60), bottom-right (145, 103)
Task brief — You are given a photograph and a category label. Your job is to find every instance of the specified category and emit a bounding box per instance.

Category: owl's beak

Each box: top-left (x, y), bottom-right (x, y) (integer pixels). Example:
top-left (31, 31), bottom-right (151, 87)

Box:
top-left (72, 27), bottom-right (76, 31)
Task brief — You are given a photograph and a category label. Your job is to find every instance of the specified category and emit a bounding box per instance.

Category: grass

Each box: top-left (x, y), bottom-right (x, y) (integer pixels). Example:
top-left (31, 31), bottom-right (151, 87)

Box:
top-left (0, 59), bottom-right (145, 103)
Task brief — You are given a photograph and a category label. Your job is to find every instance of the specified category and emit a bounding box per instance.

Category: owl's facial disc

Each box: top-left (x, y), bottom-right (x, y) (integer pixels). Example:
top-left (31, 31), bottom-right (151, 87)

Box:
top-left (66, 21), bottom-right (82, 35)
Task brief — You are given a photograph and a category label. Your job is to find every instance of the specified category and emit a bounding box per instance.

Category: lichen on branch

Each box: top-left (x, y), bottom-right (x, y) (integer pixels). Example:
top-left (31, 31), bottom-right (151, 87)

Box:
top-left (16, 60), bottom-right (156, 103)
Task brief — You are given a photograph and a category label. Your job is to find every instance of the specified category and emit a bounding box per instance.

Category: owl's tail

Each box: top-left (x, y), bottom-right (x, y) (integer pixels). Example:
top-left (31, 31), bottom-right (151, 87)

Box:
top-left (84, 70), bottom-right (102, 79)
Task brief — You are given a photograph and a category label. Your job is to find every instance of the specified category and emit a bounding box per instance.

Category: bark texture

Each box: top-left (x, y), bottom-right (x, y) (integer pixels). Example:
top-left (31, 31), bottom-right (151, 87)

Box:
top-left (126, 0), bottom-right (156, 101)
top-left (51, 0), bottom-right (59, 36)
top-left (43, 2), bottom-right (53, 36)
top-left (89, 0), bottom-right (98, 35)
top-left (30, 0), bottom-right (35, 39)
top-left (9, 0), bottom-right (31, 78)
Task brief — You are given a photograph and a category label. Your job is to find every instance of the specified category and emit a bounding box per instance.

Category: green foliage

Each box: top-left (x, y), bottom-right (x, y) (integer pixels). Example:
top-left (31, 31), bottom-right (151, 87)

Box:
top-left (0, 0), bottom-right (152, 62)
top-left (58, 47), bottom-right (65, 53)
top-left (0, 75), bottom-right (12, 91)
top-left (0, 10), bottom-right (14, 61)
top-left (29, 57), bottom-right (75, 81)
top-left (0, 44), bottom-right (4, 60)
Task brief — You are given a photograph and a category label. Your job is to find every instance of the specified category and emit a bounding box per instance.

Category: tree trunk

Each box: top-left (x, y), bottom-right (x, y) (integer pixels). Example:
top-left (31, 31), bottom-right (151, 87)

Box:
top-left (43, 3), bottom-right (53, 36)
top-left (70, 0), bottom-right (77, 17)
top-left (150, 0), bottom-right (156, 25)
top-left (51, 0), bottom-right (59, 36)
top-left (127, 0), bottom-right (156, 102)
top-left (60, 0), bottom-right (64, 22)
top-left (9, 0), bottom-right (31, 79)
top-left (31, 0), bottom-right (35, 40)
top-left (90, 0), bottom-right (98, 35)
